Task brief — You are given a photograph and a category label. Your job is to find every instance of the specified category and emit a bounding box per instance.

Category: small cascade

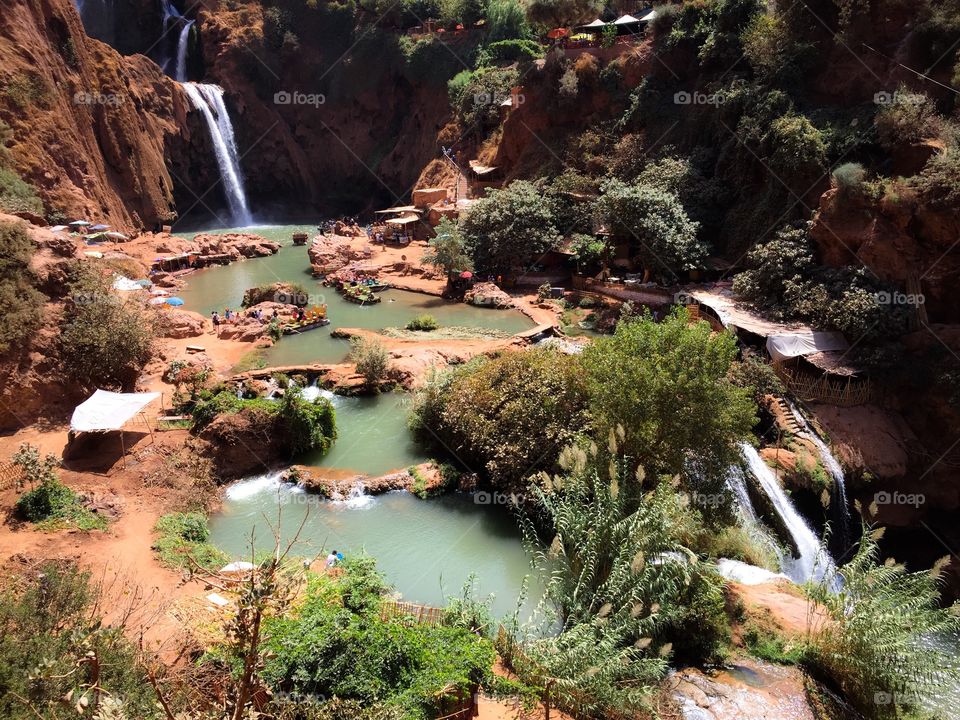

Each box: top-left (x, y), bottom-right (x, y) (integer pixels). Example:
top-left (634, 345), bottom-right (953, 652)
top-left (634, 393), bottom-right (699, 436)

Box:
top-left (331, 482), bottom-right (374, 510)
top-left (182, 83), bottom-right (253, 227)
top-left (786, 400), bottom-right (851, 551)
top-left (716, 559), bottom-right (789, 586)
top-left (224, 471), bottom-right (285, 501)
top-left (740, 442), bottom-right (835, 584)
top-left (727, 465), bottom-right (760, 526)
top-left (158, 0), bottom-right (193, 82)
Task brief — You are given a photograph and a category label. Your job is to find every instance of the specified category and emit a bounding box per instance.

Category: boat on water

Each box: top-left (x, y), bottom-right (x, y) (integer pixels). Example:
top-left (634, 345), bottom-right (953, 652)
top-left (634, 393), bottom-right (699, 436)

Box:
top-left (282, 318), bottom-right (331, 334)
top-left (342, 287), bottom-right (381, 304)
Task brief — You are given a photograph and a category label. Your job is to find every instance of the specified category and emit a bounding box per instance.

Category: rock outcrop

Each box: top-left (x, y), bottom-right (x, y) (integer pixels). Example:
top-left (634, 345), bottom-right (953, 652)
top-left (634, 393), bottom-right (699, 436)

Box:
top-left (192, 233), bottom-right (281, 260)
top-left (0, 0), bottom-right (191, 229)
top-left (156, 310), bottom-right (207, 339)
top-left (465, 282), bottom-right (513, 309)
top-left (307, 234), bottom-right (375, 275)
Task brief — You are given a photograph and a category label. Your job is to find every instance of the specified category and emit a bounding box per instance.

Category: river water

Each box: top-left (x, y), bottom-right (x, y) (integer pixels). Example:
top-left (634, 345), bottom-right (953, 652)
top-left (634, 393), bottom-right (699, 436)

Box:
top-left (175, 225), bottom-right (534, 364)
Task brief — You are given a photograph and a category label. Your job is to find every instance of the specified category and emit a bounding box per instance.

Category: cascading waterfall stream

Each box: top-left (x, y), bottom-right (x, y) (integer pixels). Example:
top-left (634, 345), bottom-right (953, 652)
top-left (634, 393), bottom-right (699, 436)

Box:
top-left (786, 400), bottom-right (851, 551)
top-left (182, 83), bottom-right (253, 227)
top-left (159, 0), bottom-right (193, 82)
top-left (739, 442), bottom-right (835, 584)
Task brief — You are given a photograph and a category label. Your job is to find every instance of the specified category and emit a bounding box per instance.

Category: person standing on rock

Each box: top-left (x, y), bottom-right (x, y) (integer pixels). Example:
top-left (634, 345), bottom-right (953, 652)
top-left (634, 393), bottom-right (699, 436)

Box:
top-left (211, 311), bottom-right (221, 336)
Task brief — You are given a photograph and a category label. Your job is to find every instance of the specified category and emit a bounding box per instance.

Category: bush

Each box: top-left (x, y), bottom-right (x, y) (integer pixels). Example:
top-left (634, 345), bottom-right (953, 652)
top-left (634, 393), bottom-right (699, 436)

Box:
top-left (60, 265), bottom-right (154, 387)
top-left (910, 145), bottom-right (960, 209)
top-left (476, 39), bottom-right (542, 68)
top-left (460, 180), bottom-right (559, 275)
top-left (278, 387), bottom-right (337, 456)
top-left (875, 87), bottom-right (940, 149)
top-left (486, 0), bottom-right (530, 41)
top-left (449, 66), bottom-right (519, 131)
top-left (422, 217), bottom-right (471, 273)
top-left (0, 562), bottom-right (160, 720)
top-left (0, 221), bottom-right (44, 355)
top-left (406, 314), bottom-right (439, 331)
top-left (580, 309), bottom-right (755, 495)
top-left (410, 349), bottom-right (590, 491)
top-left (727, 353), bottom-right (785, 404)
top-left (0, 167), bottom-right (43, 216)
top-left (349, 336), bottom-right (389, 385)
top-left (12, 443), bottom-right (105, 530)
top-left (260, 558), bottom-right (495, 719)
top-left (831, 162), bottom-right (867, 197)
top-left (153, 512), bottom-right (227, 569)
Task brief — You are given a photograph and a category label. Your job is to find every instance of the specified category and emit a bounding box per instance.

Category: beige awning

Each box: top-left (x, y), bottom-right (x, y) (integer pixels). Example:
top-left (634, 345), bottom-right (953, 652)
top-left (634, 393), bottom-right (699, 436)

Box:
top-left (469, 161), bottom-right (499, 176)
top-left (386, 216), bottom-right (419, 225)
top-left (375, 205), bottom-right (420, 214)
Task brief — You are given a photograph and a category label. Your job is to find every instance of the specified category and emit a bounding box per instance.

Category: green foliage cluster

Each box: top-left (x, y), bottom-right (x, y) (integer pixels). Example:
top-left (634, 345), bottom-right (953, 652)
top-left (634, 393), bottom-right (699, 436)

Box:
top-left (910, 144), bottom-right (960, 209)
top-left (261, 557), bottom-right (496, 720)
top-left (0, 167), bottom-right (43, 216)
top-left (727, 352), bottom-right (786, 405)
top-left (0, 221), bottom-right (44, 355)
top-left (349, 336), bottom-right (389, 385)
top-left (804, 528), bottom-right (960, 719)
top-left (405, 314), bottom-right (439, 331)
top-left (60, 265), bottom-right (155, 388)
top-left (732, 225), bottom-right (907, 341)
top-left (0, 562), bottom-right (160, 720)
top-left (448, 66), bottom-right (519, 131)
top-left (410, 349), bottom-right (590, 490)
top-left (421, 217), bottom-right (472, 273)
top-left (476, 39), bottom-right (543, 68)
top-left (152, 512), bottom-right (227, 569)
top-left (192, 387), bottom-right (337, 457)
top-left (13, 443), bottom-right (105, 531)
top-left (460, 180), bottom-right (559, 274)
top-left (485, 0), bottom-right (531, 41)
top-left (513, 445), bottom-right (730, 717)
top-left (580, 309), bottom-right (755, 495)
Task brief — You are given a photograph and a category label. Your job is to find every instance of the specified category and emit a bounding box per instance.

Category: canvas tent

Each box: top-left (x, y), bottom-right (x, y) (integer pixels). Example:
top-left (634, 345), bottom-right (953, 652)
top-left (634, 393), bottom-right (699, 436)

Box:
top-left (765, 331), bottom-right (848, 362)
top-left (71, 390), bottom-right (160, 432)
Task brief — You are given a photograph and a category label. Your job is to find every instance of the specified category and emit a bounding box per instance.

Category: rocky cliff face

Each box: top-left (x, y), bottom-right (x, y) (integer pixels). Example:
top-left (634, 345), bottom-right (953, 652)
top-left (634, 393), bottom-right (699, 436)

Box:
top-left (0, 0), bottom-right (193, 230)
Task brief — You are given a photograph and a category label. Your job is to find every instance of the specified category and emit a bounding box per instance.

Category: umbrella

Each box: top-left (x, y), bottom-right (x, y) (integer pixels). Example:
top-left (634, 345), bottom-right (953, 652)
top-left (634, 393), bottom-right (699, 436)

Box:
top-left (89, 224), bottom-right (111, 232)
top-left (547, 27), bottom-right (569, 38)
top-left (149, 296), bottom-right (168, 305)
top-left (460, 270), bottom-right (473, 279)
top-left (104, 231), bottom-right (129, 240)
top-left (150, 288), bottom-right (169, 296)
top-left (85, 232), bottom-right (105, 241)
top-left (165, 297), bottom-right (185, 306)
top-left (69, 220), bottom-right (91, 226)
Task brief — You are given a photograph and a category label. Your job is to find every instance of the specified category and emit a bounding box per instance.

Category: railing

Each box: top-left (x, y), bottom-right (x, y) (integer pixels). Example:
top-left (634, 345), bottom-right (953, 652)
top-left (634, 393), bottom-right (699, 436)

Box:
top-left (381, 599), bottom-right (446, 626)
top-left (0, 462), bottom-right (23, 491)
top-left (773, 364), bottom-right (872, 407)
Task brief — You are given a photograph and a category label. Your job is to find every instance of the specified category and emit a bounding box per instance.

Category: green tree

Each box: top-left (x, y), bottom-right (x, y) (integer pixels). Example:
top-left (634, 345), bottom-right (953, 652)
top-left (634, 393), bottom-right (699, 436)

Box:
top-left (410, 349), bottom-right (590, 490)
top-left (59, 266), bottom-right (154, 388)
top-left (350, 336), bottom-right (389, 385)
top-left (0, 221), bottom-right (45, 355)
top-left (422, 217), bottom-right (472, 273)
top-left (732, 225), bottom-right (815, 310)
top-left (523, 0), bottom-right (603, 28)
top-left (461, 180), bottom-right (559, 275)
top-left (486, 0), bottom-right (531, 40)
top-left (580, 309), bottom-right (755, 493)
top-left (596, 180), bottom-right (706, 275)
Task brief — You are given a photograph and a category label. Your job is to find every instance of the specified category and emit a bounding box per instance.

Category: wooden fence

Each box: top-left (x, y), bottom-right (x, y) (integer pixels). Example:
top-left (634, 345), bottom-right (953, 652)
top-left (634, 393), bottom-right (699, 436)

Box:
top-left (380, 600), bottom-right (446, 626)
top-left (773, 364), bottom-right (872, 407)
top-left (0, 462), bottom-right (23, 491)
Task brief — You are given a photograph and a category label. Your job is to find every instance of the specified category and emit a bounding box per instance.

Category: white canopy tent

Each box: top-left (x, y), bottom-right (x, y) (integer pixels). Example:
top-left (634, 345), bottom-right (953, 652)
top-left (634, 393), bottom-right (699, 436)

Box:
top-left (613, 14), bottom-right (640, 24)
top-left (765, 332), bottom-right (849, 362)
top-left (70, 390), bottom-right (160, 466)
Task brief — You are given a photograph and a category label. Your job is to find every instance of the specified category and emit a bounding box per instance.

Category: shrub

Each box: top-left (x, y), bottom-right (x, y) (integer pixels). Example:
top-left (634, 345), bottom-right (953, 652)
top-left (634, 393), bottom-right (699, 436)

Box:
top-left (410, 349), bottom-right (590, 491)
top-left (0, 167), bottom-right (43, 216)
top-left (0, 562), bottom-right (160, 720)
top-left (0, 221), bottom-right (44, 355)
top-left (422, 217), bottom-right (472, 273)
top-left (460, 180), bottom-right (559, 275)
top-left (406, 314), bottom-right (439, 331)
top-left (476, 39), bottom-right (542, 68)
top-left (727, 353), bottom-right (785, 405)
top-left (449, 66), bottom-right (519, 131)
top-left (12, 442), bottom-right (105, 530)
top-left (805, 527), bottom-right (960, 719)
top-left (831, 162), bottom-right (867, 197)
top-left (875, 87), bottom-right (940, 148)
top-left (486, 0), bottom-right (530, 41)
top-left (278, 387), bottom-right (337, 456)
top-left (60, 265), bottom-right (154, 387)
top-left (260, 558), bottom-right (495, 719)
top-left (153, 512), bottom-right (227, 569)
top-left (350, 336), bottom-right (389, 385)
top-left (580, 309), bottom-right (755, 495)
top-left (596, 179), bottom-right (706, 275)
top-left (732, 225), bottom-right (815, 310)
top-left (910, 145), bottom-right (960, 209)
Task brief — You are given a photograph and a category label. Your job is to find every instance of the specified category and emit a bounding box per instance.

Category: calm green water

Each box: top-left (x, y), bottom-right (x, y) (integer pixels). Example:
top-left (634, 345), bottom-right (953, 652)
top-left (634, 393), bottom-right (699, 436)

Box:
top-left (301, 390), bottom-right (424, 475)
top-left (209, 478), bottom-right (542, 620)
top-left (175, 225), bottom-right (534, 364)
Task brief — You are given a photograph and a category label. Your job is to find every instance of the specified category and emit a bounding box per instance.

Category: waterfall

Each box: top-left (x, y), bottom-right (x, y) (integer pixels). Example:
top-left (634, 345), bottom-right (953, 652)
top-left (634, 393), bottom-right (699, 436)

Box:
top-left (727, 465), bottom-right (759, 526)
top-left (173, 20), bottom-right (194, 82)
top-left (740, 442), bottom-right (834, 584)
top-left (786, 400), bottom-right (851, 551)
top-left (75, 0), bottom-right (115, 44)
top-left (182, 83), bottom-right (253, 227)
top-left (331, 482), bottom-right (374, 509)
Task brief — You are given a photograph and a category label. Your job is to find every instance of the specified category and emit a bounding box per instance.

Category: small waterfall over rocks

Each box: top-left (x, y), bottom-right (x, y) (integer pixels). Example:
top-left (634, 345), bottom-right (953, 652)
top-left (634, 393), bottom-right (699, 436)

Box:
top-left (786, 400), bottom-right (851, 553)
top-left (159, 0), bottom-right (193, 82)
top-left (182, 82), bottom-right (253, 227)
top-left (739, 442), bottom-right (835, 584)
